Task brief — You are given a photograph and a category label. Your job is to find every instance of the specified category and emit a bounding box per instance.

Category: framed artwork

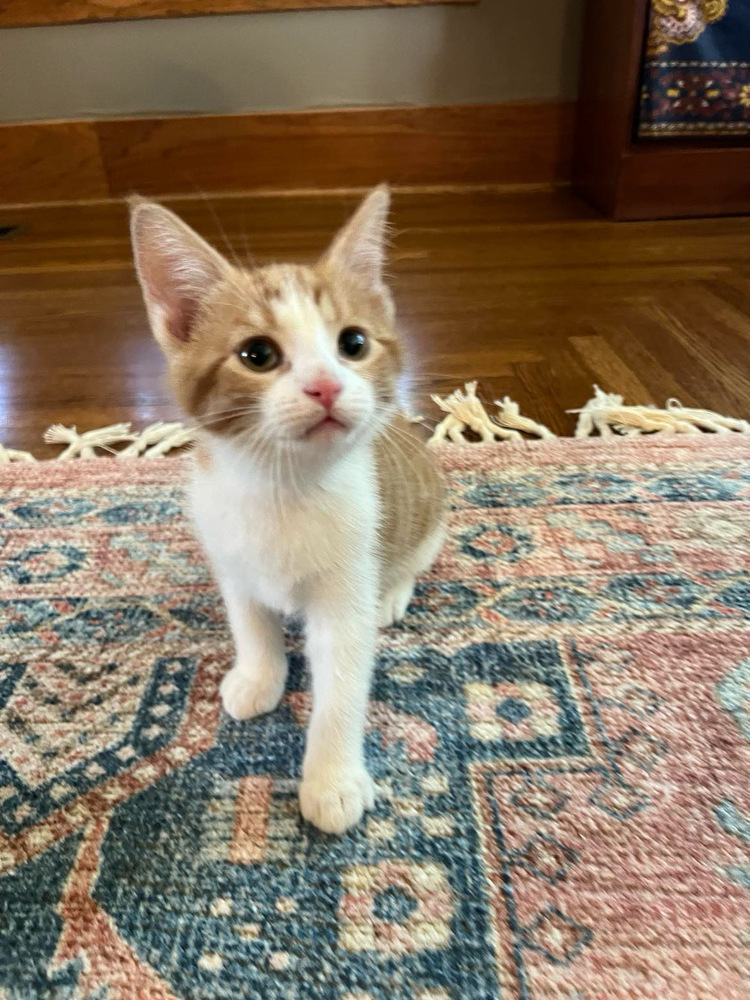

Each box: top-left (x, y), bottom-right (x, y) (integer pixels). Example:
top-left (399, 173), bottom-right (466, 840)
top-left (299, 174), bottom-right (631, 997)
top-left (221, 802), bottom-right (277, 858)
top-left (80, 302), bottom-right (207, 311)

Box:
top-left (639, 1), bottom-right (750, 138)
top-left (0, 0), bottom-right (471, 29)
top-left (573, 0), bottom-right (750, 219)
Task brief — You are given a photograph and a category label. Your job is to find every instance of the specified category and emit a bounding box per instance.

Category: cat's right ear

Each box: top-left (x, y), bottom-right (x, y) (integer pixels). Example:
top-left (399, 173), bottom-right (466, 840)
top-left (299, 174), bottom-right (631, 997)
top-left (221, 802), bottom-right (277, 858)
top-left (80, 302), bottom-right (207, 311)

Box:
top-left (129, 198), bottom-right (230, 351)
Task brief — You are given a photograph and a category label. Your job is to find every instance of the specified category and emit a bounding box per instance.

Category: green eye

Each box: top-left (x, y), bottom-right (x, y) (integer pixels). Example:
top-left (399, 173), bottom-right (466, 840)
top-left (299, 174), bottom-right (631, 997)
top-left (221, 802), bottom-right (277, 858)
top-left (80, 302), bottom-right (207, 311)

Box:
top-left (238, 337), bottom-right (282, 372)
top-left (338, 326), bottom-right (369, 360)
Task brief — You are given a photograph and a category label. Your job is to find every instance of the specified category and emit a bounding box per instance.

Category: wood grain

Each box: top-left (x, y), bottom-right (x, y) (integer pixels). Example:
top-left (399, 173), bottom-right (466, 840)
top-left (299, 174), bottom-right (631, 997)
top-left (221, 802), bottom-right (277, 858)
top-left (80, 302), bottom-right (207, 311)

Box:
top-left (0, 122), bottom-right (109, 205)
top-left (0, 0), bottom-right (470, 29)
top-left (97, 103), bottom-right (574, 198)
top-left (572, 0), bottom-right (647, 216)
top-left (1, 187), bottom-right (749, 458)
top-left (0, 103), bottom-right (574, 206)
top-left (616, 145), bottom-right (750, 221)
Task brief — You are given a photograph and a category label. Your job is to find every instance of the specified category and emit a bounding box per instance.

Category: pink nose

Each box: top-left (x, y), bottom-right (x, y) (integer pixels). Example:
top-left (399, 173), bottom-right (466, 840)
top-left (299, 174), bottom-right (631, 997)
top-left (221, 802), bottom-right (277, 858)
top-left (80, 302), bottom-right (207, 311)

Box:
top-left (303, 376), bottom-right (342, 412)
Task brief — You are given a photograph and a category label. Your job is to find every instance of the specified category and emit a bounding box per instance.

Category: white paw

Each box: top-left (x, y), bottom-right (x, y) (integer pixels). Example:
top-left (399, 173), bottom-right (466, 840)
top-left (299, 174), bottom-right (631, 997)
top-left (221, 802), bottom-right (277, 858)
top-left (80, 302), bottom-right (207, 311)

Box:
top-left (378, 578), bottom-right (415, 628)
top-left (299, 766), bottom-right (376, 834)
top-left (220, 664), bottom-right (285, 721)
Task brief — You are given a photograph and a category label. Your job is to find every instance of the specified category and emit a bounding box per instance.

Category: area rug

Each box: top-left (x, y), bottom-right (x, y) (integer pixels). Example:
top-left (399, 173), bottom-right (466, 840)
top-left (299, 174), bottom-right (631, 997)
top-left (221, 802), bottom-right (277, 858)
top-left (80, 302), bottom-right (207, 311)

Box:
top-left (1, 436), bottom-right (749, 1000)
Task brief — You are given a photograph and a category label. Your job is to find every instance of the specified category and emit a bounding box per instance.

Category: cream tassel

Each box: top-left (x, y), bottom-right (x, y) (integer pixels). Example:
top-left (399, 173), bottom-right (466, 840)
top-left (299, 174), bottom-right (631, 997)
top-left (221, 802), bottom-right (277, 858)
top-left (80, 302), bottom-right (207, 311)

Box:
top-left (428, 381), bottom-right (552, 446)
top-left (494, 396), bottom-right (555, 440)
top-left (572, 386), bottom-right (750, 438)
top-left (43, 423), bottom-right (137, 460)
top-left (0, 443), bottom-right (36, 463)
top-left (116, 422), bottom-right (194, 458)
top-left (664, 398), bottom-right (750, 434)
top-left (41, 421), bottom-right (194, 459)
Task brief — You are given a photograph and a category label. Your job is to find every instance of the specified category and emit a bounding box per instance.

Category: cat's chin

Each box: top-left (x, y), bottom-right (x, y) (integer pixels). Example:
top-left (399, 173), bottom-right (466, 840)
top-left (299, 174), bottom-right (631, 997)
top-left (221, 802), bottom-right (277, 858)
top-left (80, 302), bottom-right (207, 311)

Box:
top-left (297, 423), bottom-right (361, 455)
top-left (287, 421), bottom-right (374, 464)
top-left (305, 415), bottom-right (348, 438)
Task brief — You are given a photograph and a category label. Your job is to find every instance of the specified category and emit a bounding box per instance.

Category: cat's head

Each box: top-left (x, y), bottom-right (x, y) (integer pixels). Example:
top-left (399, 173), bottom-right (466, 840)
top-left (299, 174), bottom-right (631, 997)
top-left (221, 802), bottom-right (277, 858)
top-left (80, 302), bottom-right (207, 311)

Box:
top-left (130, 186), bottom-right (401, 466)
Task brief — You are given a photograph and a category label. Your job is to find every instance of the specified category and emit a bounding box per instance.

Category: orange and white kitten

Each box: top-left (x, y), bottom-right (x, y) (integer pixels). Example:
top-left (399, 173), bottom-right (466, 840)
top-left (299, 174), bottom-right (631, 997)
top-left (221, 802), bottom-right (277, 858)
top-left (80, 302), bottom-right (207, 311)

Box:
top-left (130, 186), bottom-right (444, 834)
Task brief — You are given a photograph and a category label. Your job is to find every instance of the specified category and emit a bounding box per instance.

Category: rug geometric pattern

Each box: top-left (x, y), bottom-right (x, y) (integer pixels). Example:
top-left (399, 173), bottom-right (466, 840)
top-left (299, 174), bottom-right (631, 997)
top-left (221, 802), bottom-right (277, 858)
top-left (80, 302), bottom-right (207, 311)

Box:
top-left (1, 437), bottom-right (749, 999)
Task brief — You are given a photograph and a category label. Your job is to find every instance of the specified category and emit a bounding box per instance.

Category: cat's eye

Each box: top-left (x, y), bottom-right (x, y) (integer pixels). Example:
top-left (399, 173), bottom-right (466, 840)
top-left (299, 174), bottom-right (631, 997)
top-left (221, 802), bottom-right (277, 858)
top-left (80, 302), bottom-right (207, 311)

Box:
top-left (238, 337), bottom-right (282, 372)
top-left (338, 326), bottom-right (369, 361)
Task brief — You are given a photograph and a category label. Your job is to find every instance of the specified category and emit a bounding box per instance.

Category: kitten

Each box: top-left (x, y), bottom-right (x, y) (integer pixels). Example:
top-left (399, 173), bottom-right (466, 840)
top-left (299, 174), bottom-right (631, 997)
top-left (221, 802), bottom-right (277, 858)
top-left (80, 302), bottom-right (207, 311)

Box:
top-left (130, 186), bottom-right (445, 834)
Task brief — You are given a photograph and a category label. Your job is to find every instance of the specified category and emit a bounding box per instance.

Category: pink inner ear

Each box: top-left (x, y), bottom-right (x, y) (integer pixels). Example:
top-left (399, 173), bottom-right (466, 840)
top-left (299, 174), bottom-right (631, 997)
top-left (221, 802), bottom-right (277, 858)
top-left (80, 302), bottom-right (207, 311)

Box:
top-left (140, 240), bottom-right (204, 344)
top-left (133, 202), bottom-right (229, 347)
top-left (164, 292), bottom-right (198, 343)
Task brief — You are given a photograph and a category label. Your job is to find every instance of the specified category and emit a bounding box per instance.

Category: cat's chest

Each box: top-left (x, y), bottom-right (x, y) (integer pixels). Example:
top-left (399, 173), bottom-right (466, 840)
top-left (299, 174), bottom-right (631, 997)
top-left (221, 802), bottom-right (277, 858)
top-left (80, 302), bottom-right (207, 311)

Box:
top-left (189, 456), bottom-right (376, 607)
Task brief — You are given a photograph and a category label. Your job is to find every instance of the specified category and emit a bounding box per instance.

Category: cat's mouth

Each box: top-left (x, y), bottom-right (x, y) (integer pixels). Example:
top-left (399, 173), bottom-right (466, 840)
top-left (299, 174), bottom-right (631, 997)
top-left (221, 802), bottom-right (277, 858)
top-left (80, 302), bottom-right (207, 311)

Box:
top-left (305, 415), bottom-right (348, 438)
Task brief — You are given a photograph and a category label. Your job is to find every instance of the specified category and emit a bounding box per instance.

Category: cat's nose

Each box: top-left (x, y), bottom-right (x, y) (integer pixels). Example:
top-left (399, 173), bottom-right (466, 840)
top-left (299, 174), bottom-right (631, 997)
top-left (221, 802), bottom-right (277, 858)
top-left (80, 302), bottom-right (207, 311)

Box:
top-left (303, 376), bottom-right (342, 412)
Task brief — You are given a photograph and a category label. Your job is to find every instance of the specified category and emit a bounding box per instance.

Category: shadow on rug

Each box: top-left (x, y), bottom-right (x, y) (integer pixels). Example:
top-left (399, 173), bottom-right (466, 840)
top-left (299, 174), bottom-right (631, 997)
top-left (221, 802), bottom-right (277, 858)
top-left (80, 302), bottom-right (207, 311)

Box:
top-left (1, 436), bottom-right (748, 999)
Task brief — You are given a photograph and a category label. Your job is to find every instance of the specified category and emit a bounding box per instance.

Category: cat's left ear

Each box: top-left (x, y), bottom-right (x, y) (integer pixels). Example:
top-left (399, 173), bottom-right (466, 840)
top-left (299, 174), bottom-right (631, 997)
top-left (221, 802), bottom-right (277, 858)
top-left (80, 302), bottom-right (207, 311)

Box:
top-left (321, 184), bottom-right (390, 290)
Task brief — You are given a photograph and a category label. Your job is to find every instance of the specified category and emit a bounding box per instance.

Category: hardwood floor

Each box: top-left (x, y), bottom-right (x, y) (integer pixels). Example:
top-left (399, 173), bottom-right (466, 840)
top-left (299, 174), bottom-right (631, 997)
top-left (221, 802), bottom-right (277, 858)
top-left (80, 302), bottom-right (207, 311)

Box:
top-left (2, 186), bottom-right (750, 458)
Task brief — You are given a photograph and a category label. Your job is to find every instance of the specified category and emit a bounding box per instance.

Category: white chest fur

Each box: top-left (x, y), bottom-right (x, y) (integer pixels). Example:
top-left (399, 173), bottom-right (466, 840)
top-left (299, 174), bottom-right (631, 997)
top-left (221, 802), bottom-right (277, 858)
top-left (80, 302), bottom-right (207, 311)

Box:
top-left (189, 441), bottom-right (379, 614)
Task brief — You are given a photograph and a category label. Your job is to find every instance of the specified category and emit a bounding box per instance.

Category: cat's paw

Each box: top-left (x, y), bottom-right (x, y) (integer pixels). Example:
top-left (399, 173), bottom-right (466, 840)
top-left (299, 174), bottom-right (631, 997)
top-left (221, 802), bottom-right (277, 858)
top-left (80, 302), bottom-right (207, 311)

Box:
top-left (220, 665), bottom-right (285, 721)
top-left (378, 578), bottom-right (415, 628)
top-left (299, 766), bottom-right (376, 834)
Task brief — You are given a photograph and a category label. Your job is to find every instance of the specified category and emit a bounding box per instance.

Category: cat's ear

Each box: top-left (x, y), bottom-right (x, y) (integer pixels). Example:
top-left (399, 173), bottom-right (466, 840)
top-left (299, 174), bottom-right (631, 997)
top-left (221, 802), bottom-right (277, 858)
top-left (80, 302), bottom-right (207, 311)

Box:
top-left (321, 184), bottom-right (390, 289)
top-left (129, 198), bottom-right (231, 350)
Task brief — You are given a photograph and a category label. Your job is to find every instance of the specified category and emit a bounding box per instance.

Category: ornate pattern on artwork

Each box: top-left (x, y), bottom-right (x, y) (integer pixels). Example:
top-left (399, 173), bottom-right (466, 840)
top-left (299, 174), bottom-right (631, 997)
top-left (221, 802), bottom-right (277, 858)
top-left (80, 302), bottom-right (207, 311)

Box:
top-left (639, 0), bottom-right (750, 137)
top-left (1, 436), bottom-right (749, 998)
top-left (647, 1), bottom-right (729, 57)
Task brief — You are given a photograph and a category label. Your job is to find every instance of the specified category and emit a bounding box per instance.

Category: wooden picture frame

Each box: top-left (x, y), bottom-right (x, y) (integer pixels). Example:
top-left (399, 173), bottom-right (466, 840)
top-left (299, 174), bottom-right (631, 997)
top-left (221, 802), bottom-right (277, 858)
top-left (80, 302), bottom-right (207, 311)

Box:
top-left (0, 0), bottom-right (471, 30)
top-left (573, 0), bottom-right (750, 220)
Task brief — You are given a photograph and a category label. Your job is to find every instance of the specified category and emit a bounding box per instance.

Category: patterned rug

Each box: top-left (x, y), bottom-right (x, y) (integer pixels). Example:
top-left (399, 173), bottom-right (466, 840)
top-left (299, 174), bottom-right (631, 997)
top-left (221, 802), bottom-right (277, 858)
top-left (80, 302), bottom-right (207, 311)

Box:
top-left (1, 436), bottom-right (749, 1000)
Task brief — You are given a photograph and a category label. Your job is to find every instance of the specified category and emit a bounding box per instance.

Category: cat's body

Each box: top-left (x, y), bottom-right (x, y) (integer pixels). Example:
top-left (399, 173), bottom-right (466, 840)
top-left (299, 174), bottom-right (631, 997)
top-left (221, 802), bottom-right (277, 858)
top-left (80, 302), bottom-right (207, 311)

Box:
top-left (191, 414), bottom-right (443, 622)
top-left (130, 187), bottom-right (444, 833)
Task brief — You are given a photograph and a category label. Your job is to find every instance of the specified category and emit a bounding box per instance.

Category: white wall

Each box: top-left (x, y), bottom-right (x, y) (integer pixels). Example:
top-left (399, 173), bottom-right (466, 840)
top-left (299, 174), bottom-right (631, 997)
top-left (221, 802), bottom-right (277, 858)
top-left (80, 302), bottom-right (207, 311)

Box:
top-left (0, 0), bottom-right (583, 122)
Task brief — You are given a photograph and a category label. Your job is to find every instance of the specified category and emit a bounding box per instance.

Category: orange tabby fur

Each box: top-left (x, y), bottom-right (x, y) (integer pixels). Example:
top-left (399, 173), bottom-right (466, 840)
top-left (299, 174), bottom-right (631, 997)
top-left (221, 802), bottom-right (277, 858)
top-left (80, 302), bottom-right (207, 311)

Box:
top-left (130, 186), bottom-right (444, 833)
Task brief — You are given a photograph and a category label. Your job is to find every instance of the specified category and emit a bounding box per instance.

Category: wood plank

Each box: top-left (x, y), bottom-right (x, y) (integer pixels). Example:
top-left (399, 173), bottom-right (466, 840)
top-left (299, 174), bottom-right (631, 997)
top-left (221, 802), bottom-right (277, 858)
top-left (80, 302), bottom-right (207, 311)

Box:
top-left (572, 0), bottom-right (648, 216)
top-left (0, 187), bottom-right (592, 239)
top-left (0, 121), bottom-right (108, 205)
top-left (649, 290), bottom-right (750, 401)
top-left (615, 145), bottom-right (750, 221)
top-left (96, 103), bottom-right (575, 199)
top-left (0, 104), bottom-right (574, 207)
top-left (592, 321), bottom-right (695, 406)
top-left (702, 276), bottom-right (750, 328)
top-left (0, 0), bottom-right (470, 29)
top-left (627, 302), bottom-right (750, 417)
top-left (568, 333), bottom-right (652, 404)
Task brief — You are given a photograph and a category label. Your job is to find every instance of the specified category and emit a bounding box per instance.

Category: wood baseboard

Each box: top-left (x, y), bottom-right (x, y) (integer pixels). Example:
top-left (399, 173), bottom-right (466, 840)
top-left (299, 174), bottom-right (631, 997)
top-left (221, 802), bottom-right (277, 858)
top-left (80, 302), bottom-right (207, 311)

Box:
top-left (612, 145), bottom-right (750, 221)
top-left (0, 102), bottom-right (574, 207)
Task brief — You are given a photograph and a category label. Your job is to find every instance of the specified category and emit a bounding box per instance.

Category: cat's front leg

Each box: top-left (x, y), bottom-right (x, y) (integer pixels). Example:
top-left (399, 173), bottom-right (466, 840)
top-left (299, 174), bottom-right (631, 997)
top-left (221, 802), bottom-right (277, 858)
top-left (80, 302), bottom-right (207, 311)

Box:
top-left (217, 575), bottom-right (288, 720)
top-left (299, 572), bottom-right (378, 834)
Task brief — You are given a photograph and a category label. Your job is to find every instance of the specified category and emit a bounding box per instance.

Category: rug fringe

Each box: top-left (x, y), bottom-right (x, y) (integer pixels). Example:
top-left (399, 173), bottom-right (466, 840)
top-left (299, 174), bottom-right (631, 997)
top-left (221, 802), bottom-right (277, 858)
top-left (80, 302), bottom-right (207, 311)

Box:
top-left (570, 385), bottom-right (750, 438)
top-left (12, 422), bottom-right (195, 463)
top-left (428, 381), bottom-right (554, 446)
top-left (0, 444), bottom-right (36, 464)
top-left (1, 382), bottom-right (747, 461)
